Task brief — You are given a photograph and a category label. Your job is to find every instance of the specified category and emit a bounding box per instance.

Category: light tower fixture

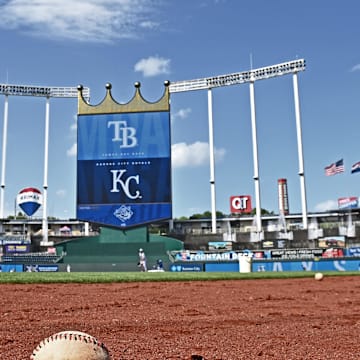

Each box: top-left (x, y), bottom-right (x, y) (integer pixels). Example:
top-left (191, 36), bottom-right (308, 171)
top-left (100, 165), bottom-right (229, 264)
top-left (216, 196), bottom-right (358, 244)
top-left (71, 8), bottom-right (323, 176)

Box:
top-left (0, 83), bottom-right (90, 100)
top-left (169, 59), bottom-right (305, 93)
top-left (0, 82), bottom-right (90, 245)
top-left (169, 59), bottom-right (307, 234)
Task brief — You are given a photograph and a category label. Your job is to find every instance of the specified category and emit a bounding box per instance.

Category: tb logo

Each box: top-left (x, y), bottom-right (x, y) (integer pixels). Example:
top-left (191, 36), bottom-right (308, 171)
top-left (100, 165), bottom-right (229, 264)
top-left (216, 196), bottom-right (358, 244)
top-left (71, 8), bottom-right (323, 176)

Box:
top-left (108, 120), bottom-right (137, 148)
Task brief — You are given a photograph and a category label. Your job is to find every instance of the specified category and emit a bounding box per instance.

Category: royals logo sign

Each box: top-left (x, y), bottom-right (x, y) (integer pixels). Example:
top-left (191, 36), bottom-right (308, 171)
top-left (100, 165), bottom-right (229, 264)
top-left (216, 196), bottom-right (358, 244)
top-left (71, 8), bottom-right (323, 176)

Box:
top-left (76, 82), bottom-right (172, 228)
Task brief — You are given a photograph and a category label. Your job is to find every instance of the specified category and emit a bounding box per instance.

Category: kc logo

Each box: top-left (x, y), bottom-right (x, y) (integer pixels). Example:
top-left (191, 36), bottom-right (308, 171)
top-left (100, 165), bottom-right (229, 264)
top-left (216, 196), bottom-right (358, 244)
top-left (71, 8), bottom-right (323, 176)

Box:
top-left (108, 120), bottom-right (137, 148)
top-left (110, 169), bottom-right (141, 199)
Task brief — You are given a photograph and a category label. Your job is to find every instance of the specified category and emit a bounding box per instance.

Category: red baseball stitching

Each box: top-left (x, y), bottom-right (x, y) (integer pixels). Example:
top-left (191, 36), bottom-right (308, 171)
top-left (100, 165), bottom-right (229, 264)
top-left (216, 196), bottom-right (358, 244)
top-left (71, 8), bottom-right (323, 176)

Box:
top-left (30, 331), bottom-right (109, 359)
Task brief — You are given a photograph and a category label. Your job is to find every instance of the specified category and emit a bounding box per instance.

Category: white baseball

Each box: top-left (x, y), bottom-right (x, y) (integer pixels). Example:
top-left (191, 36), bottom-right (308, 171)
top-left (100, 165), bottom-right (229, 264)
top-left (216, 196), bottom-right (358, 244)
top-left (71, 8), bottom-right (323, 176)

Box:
top-left (30, 330), bottom-right (111, 360)
top-left (314, 272), bottom-right (324, 281)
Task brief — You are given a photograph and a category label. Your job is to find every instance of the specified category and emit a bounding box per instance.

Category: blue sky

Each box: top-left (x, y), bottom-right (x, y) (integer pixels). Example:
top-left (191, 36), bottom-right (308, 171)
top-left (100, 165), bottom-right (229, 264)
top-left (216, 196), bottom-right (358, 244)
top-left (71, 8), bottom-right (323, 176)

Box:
top-left (0, 0), bottom-right (359, 219)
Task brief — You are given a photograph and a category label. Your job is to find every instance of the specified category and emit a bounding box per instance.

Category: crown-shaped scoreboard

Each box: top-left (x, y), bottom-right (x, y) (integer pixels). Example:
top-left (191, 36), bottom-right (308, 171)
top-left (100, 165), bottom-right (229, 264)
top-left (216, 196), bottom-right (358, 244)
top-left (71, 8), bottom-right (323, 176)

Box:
top-left (77, 81), bottom-right (171, 229)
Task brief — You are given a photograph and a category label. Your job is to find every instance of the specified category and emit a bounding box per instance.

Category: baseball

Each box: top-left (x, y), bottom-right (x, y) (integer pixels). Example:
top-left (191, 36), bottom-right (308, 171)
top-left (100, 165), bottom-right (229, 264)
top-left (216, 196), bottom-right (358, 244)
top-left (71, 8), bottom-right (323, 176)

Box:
top-left (30, 330), bottom-right (111, 360)
top-left (314, 272), bottom-right (324, 281)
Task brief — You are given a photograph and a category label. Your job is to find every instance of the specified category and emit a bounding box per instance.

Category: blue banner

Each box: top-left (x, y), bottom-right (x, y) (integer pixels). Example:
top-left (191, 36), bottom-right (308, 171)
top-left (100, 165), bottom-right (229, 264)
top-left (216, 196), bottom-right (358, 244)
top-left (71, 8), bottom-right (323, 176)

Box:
top-left (170, 264), bottom-right (203, 272)
top-left (0, 264), bottom-right (23, 272)
top-left (252, 259), bottom-right (360, 272)
top-left (23, 265), bottom-right (59, 272)
top-left (5, 244), bottom-right (30, 253)
top-left (77, 110), bottom-right (172, 228)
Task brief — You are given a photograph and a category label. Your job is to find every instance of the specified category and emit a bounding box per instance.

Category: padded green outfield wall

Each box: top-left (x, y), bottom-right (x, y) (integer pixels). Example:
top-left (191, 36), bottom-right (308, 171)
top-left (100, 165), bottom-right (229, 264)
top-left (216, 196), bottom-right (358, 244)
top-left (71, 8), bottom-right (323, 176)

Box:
top-left (54, 227), bottom-right (183, 271)
top-left (98, 226), bottom-right (149, 243)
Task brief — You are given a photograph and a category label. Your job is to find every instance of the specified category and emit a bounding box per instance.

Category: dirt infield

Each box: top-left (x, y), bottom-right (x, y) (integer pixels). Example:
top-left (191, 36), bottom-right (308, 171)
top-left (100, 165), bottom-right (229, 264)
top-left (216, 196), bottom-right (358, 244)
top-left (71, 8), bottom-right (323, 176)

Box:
top-left (1, 275), bottom-right (360, 359)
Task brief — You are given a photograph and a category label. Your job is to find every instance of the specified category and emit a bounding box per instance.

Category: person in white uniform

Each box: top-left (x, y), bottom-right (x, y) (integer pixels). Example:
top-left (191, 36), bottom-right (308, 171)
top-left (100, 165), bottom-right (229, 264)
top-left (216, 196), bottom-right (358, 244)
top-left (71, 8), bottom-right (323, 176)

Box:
top-left (138, 248), bottom-right (147, 272)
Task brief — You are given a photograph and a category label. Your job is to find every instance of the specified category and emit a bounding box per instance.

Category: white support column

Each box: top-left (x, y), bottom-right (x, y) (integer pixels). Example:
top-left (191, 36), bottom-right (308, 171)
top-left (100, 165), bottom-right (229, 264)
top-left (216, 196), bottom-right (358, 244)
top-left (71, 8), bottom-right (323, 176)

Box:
top-left (249, 80), bottom-right (262, 233)
top-left (293, 72), bottom-right (308, 229)
top-left (42, 97), bottom-right (50, 244)
top-left (207, 89), bottom-right (217, 233)
top-left (0, 83), bottom-right (88, 224)
top-left (0, 95), bottom-right (9, 219)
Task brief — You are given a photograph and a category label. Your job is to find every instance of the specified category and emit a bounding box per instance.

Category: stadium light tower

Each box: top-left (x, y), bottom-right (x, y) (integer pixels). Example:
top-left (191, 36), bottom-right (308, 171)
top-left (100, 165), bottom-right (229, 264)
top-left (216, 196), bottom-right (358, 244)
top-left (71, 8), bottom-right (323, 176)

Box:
top-left (0, 84), bottom-right (90, 244)
top-left (169, 59), bottom-right (307, 234)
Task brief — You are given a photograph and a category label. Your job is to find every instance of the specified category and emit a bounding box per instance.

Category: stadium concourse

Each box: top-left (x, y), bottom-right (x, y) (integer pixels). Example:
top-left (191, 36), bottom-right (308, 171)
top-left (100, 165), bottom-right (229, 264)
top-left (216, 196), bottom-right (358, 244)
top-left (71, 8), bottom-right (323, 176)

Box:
top-left (1, 276), bottom-right (360, 359)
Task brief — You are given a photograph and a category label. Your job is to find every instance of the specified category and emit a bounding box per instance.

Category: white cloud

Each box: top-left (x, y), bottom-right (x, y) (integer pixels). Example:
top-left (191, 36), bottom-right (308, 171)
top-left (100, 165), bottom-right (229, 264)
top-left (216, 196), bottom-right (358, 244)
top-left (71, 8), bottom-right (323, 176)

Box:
top-left (351, 64), bottom-right (360, 72)
top-left (314, 200), bottom-right (338, 212)
top-left (70, 115), bottom-right (77, 132)
top-left (172, 108), bottom-right (192, 121)
top-left (0, 0), bottom-right (161, 43)
top-left (172, 141), bottom-right (226, 168)
top-left (139, 20), bottom-right (159, 30)
top-left (56, 189), bottom-right (67, 197)
top-left (67, 143), bottom-right (77, 157)
top-left (70, 123), bottom-right (77, 132)
top-left (134, 56), bottom-right (171, 77)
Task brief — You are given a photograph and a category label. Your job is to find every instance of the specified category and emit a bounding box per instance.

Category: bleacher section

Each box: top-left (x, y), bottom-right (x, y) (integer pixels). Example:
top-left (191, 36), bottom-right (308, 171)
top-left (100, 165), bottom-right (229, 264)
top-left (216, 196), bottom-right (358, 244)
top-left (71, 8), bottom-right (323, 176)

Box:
top-left (0, 235), bottom-right (30, 244)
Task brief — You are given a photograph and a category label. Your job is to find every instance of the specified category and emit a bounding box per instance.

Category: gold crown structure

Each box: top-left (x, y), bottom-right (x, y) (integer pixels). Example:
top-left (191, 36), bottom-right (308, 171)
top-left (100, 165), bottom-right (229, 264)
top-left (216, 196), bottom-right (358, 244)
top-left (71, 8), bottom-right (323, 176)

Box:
top-left (77, 81), bottom-right (170, 115)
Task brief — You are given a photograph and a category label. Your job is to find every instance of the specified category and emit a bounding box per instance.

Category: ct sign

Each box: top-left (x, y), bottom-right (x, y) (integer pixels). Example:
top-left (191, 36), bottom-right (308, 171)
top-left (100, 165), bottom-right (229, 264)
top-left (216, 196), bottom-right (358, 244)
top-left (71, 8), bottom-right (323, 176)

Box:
top-left (230, 195), bottom-right (252, 214)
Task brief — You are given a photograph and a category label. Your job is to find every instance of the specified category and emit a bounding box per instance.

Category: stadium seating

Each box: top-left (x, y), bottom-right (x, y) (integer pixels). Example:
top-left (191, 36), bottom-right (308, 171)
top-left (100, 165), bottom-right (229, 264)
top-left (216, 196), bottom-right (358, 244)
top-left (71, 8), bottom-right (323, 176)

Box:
top-left (1, 252), bottom-right (62, 264)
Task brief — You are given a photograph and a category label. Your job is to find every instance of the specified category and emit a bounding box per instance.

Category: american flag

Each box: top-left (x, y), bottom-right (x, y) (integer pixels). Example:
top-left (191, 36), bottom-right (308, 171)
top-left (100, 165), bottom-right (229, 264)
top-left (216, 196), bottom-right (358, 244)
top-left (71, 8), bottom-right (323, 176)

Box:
top-left (325, 159), bottom-right (344, 176)
top-left (351, 161), bottom-right (360, 174)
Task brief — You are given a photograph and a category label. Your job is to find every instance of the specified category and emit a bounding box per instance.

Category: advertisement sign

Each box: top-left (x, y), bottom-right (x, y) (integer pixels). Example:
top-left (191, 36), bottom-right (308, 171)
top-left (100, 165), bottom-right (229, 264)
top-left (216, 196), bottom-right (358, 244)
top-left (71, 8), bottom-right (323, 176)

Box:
top-left (24, 265), bottom-right (59, 272)
top-left (77, 84), bottom-right (171, 228)
top-left (253, 259), bottom-right (360, 272)
top-left (170, 264), bottom-right (203, 272)
top-left (270, 248), bottom-right (324, 259)
top-left (253, 251), bottom-right (265, 259)
top-left (173, 250), bottom-right (253, 262)
top-left (338, 197), bottom-right (358, 210)
top-left (208, 241), bottom-right (232, 250)
top-left (318, 236), bottom-right (345, 248)
top-left (230, 195), bottom-right (252, 213)
top-left (347, 247), bottom-right (360, 257)
top-left (262, 240), bottom-right (275, 248)
top-left (322, 248), bottom-right (344, 258)
top-left (17, 187), bottom-right (42, 216)
top-left (5, 244), bottom-right (30, 253)
top-left (0, 236), bottom-right (31, 245)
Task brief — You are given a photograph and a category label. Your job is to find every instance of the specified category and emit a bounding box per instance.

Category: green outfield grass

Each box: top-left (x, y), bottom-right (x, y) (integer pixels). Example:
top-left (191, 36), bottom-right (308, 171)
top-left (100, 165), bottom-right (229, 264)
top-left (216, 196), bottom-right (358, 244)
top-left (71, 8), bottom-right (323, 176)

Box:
top-left (0, 271), bottom-right (359, 284)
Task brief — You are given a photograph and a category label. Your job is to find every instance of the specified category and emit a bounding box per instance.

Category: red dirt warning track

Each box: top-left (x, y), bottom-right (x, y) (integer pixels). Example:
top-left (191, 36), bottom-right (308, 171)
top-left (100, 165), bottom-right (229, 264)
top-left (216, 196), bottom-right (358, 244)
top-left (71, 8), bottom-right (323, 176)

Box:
top-left (1, 276), bottom-right (360, 359)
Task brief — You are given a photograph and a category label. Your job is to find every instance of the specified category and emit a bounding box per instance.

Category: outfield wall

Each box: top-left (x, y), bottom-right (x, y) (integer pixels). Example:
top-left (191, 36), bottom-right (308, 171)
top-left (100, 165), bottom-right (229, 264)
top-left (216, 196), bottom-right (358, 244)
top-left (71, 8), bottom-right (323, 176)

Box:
top-left (170, 258), bottom-right (360, 272)
top-left (1, 257), bottom-right (360, 273)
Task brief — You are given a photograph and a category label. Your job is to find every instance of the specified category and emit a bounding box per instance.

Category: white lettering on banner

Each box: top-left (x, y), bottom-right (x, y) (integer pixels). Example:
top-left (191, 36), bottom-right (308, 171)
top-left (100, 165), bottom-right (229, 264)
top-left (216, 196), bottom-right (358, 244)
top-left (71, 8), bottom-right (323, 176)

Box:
top-left (231, 196), bottom-right (249, 210)
top-left (108, 120), bottom-right (137, 148)
top-left (334, 260), bottom-right (346, 271)
top-left (191, 253), bottom-right (228, 262)
top-left (273, 262), bottom-right (283, 272)
top-left (110, 169), bottom-right (141, 199)
top-left (301, 262), bottom-right (313, 271)
top-left (19, 194), bottom-right (40, 201)
top-left (188, 252), bottom-right (252, 262)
